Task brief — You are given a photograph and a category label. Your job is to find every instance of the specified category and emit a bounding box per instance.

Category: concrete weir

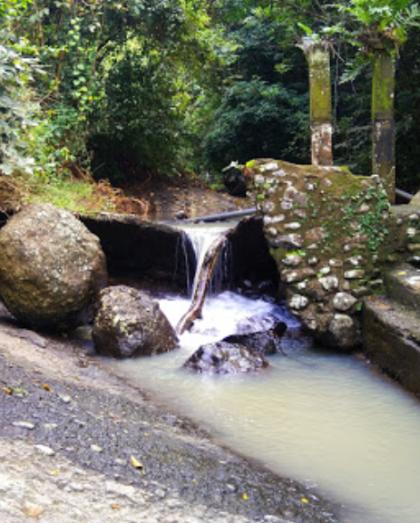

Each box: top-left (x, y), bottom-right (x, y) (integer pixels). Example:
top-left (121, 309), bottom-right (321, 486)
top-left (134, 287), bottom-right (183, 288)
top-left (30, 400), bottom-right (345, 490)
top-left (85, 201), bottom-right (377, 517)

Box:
top-left (245, 159), bottom-right (420, 393)
top-left (364, 264), bottom-right (420, 396)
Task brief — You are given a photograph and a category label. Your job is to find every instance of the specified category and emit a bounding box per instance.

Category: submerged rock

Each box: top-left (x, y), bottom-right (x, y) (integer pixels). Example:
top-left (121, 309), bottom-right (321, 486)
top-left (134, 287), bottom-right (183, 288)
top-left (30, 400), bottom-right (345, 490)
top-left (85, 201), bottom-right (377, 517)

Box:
top-left (222, 321), bottom-right (287, 355)
top-left (0, 204), bottom-right (107, 330)
top-left (184, 341), bottom-right (269, 375)
top-left (93, 285), bottom-right (177, 358)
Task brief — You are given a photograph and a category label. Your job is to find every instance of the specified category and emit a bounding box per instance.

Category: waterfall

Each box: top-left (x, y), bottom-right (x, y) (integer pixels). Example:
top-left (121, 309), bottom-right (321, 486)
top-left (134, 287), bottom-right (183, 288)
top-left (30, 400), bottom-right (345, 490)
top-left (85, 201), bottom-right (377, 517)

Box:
top-left (175, 222), bottom-right (235, 334)
top-left (178, 222), bottom-right (234, 297)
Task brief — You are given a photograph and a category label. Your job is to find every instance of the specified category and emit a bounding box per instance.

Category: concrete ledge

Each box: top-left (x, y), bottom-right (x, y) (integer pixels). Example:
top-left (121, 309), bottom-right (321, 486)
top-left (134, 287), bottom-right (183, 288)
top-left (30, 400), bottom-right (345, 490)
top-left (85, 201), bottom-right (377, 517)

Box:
top-left (363, 296), bottom-right (420, 396)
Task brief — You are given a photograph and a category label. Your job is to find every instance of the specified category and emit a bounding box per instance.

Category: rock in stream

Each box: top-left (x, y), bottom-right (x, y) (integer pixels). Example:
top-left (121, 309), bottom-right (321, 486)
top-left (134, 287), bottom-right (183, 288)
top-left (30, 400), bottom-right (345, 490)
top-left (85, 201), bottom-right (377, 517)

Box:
top-left (93, 285), bottom-right (177, 358)
top-left (184, 341), bottom-right (269, 375)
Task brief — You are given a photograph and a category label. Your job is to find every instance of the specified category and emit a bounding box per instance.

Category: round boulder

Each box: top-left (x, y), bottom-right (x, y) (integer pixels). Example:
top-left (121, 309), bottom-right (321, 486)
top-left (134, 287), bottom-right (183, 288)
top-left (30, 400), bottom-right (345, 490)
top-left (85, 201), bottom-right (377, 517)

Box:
top-left (0, 204), bottom-right (107, 329)
top-left (93, 285), bottom-right (177, 358)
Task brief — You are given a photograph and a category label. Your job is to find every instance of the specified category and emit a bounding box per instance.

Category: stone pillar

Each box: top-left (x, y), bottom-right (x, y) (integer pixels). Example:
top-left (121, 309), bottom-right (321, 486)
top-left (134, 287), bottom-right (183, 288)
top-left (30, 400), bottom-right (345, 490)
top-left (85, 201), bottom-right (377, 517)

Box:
top-left (301, 37), bottom-right (333, 166)
top-left (372, 50), bottom-right (396, 203)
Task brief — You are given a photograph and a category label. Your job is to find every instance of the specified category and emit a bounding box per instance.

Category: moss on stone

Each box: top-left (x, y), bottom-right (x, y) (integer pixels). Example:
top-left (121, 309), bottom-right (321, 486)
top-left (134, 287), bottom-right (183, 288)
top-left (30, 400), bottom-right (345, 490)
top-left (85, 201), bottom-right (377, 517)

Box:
top-left (302, 40), bottom-right (332, 124)
top-left (372, 51), bottom-right (395, 118)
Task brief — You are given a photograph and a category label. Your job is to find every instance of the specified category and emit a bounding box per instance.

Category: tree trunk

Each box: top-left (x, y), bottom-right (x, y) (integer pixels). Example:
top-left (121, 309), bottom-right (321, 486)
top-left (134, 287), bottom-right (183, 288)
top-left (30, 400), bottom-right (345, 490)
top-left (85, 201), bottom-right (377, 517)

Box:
top-left (301, 37), bottom-right (333, 166)
top-left (176, 234), bottom-right (227, 335)
top-left (372, 50), bottom-right (396, 203)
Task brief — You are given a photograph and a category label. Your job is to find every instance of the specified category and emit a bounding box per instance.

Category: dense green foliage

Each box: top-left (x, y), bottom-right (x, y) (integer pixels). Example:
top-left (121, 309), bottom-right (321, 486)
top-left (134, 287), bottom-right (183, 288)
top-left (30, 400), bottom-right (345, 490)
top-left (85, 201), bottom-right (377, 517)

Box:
top-left (0, 0), bottom-right (419, 193)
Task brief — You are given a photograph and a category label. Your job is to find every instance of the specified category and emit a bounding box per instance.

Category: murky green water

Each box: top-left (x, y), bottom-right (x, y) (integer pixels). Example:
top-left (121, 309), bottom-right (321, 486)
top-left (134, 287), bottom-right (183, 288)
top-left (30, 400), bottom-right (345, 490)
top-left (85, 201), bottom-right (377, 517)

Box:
top-left (109, 292), bottom-right (420, 523)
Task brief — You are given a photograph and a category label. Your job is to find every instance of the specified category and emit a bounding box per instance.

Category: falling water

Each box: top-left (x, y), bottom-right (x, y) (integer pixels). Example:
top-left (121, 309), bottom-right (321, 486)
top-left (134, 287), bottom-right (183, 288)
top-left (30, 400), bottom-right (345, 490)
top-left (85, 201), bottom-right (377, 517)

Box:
top-left (176, 222), bottom-right (235, 296)
top-left (108, 223), bottom-right (420, 523)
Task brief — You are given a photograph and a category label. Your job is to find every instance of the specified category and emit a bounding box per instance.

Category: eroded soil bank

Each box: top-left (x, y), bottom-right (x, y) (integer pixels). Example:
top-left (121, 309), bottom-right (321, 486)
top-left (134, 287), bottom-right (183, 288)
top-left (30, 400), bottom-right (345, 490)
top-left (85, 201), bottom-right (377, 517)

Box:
top-left (0, 304), bottom-right (339, 523)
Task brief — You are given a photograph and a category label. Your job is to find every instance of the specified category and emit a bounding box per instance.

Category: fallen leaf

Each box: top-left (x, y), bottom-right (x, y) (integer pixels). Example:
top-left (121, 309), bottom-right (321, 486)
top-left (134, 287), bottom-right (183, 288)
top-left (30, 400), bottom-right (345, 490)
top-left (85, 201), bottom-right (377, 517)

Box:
top-left (130, 455), bottom-right (143, 470)
top-left (300, 497), bottom-right (309, 504)
top-left (2, 386), bottom-right (13, 395)
top-left (42, 383), bottom-right (52, 392)
top-left (242, 493), bottom-right (249, 501)
top-left (22, 502), bottom-right (44, 518)
top-left (111, 503), bottom-right (121, 510)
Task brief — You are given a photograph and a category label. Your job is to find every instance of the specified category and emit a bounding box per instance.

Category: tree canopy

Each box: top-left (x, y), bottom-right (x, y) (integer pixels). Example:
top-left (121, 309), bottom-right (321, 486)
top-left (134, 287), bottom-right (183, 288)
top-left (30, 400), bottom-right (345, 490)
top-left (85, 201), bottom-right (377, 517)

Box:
top-left (1, 0), bottom-right (419, 193)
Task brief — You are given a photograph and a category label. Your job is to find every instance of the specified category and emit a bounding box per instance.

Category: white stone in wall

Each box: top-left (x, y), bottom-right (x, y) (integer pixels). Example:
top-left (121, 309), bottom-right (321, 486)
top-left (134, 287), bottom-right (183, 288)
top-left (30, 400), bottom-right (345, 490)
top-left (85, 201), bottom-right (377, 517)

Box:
top-left (263, 215), bottom-right (285, 225)
top-left (333, 292), bottom-right (357, 312)
top-left (284, 222), bottom-right (301, 230)
top-left (288, 294), bottom-right (309, 310)
top-left (261, 162), bottom-right (279, 172)
top-left (344, 270), bottom-right (365, 280)
top-left (319, 276), bottom-right (339, 291)
top-left (319, 266), bottom-right (331, 276)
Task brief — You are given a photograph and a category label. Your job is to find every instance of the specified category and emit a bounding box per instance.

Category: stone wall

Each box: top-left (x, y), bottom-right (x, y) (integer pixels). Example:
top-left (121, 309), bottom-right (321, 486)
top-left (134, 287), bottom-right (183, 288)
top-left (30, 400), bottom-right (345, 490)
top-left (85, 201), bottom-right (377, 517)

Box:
top-left (245, 159), bottom-right (420, 350)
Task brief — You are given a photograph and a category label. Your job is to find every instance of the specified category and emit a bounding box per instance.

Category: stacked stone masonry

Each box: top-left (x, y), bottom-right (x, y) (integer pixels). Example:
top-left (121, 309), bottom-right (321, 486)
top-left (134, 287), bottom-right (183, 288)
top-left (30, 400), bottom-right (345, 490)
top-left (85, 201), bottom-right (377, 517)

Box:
top-left (245, 159), bottom-right (420, 350)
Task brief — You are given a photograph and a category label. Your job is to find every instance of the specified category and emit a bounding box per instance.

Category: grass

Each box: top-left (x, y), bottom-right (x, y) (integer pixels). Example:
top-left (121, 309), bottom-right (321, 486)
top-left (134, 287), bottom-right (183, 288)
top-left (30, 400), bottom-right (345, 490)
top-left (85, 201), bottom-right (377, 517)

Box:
top-left (25, 176), bottom-right (117, 215)
top-left (0, 172), bottom-right (149, 216)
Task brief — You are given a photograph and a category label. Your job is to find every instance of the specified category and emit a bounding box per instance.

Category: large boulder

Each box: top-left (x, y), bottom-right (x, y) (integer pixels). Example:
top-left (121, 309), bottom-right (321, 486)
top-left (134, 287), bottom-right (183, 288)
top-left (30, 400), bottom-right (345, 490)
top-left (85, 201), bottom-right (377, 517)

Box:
top-left (0, 204), bottom-right (107, 329)
top-left (183, 341), bottom-right (269, 375)
top-left (93, 285), bottom-right (177, 358)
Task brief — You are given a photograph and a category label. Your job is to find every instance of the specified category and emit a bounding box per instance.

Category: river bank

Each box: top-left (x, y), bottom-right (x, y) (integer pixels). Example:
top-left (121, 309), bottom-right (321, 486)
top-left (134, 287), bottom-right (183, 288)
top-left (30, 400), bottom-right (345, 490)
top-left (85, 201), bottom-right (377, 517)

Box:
top-left (0, 303), bottom-right (339, 523)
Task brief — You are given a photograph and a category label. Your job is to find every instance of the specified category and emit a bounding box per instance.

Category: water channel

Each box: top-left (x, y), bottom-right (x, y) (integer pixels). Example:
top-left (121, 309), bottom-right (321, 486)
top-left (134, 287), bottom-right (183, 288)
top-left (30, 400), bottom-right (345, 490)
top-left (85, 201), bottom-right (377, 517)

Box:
top-left (109, 223), bottom-right (420, 523)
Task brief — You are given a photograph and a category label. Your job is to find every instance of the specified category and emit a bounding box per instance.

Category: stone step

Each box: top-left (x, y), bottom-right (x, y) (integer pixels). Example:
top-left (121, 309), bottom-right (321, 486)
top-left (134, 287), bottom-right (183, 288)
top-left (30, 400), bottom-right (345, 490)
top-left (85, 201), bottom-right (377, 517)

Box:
top-left (384, 263), bottom-right (420, 311)
top-left (363, 296), bottom-right (420, 396)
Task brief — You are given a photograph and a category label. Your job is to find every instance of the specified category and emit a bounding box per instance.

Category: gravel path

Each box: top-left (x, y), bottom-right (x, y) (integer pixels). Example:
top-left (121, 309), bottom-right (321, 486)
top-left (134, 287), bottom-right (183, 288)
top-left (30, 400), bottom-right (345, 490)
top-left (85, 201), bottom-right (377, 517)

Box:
top-left (0, 309), bottom-right (341, 523)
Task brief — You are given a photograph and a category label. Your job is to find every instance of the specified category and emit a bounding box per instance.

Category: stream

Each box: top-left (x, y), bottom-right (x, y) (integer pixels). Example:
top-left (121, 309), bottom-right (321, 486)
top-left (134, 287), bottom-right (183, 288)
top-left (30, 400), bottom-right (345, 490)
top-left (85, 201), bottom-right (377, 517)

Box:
top-left (109, 222), bottom-right (420, 523)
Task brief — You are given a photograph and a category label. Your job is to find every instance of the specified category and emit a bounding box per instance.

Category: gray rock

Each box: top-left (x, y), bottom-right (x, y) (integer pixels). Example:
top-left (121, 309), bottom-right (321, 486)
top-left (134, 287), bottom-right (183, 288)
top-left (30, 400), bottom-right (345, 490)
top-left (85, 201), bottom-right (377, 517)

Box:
top-left (347, 255), bottom-right (363, 267)
top-left (274, 234), bottom-right (303, 249)
top-left (184, 342), bottom-right (269, 375)
top-left (408, 243), bottom-right (420, 252)
top-left (93, 285), bottom-right (177, 358)
top-left (333, 292), bottom-right (357, 312)
top-left (282, 254), bottom-right (302, 267)
top-left (284, 222), bottom-right (301, 230)
top-left (344, 270), bottom-right (365, 280)
top-left (407, 227), bottom-right (417, 238)
top-left (34, 444), bottom-right (55, 456)
top-left (0, 204), bottom-right (107, 330)
top-left (288, 294), bottom-right (309, 311)
top-left (319, 266), bottom-right (331, 276)
top-left (328, 259), bottom-right (343, 268)
top-left (222, 322), bottom-right (287, 355)
top-left (319, 276), bottom-right (339, 291)
top-left (329, 314), bottom-right (358, 350)
top-left (282, 268), bottom-right (315, 284)
top-left (263, 215), bottom-right (285, 225)
top-left (281, 200), bottom-right (293, 210)
top-left (12, 421), bottom-right (35, 430)
top-left (305, 227), bottom-right (326, 243)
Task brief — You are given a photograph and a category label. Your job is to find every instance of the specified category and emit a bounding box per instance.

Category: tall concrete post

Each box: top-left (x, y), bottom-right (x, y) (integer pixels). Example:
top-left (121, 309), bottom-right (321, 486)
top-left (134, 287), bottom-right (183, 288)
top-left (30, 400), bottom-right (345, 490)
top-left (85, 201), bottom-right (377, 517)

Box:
top-left (372, 49), bottom-right (396, 202)
top-left (301, 37), bottom-right (333, 166)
